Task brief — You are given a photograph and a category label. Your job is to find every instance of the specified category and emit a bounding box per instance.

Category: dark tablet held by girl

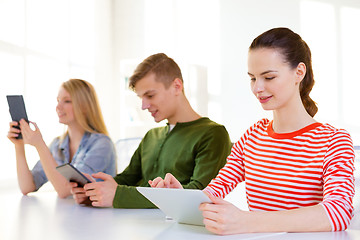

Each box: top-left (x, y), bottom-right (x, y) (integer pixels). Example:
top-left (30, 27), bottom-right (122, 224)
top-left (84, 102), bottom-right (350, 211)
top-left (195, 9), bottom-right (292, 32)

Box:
top-left (6, 95), bottom-right (29, 139)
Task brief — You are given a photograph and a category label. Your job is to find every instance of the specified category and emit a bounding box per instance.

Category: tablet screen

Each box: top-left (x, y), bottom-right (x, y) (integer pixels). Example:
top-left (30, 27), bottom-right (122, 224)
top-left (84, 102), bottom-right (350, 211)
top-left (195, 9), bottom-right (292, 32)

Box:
top-left (7, 95), bottom-right (28, 122)
top-left (7, 95), bottom-right (29, 139)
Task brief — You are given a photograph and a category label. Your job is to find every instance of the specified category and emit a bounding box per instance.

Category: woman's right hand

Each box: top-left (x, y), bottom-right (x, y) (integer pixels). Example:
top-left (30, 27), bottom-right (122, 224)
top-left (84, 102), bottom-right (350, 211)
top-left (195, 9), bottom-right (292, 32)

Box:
top-left (7, 121), bottom-right (24, 145)
top-left (19, 119), bottom-right (44, 148)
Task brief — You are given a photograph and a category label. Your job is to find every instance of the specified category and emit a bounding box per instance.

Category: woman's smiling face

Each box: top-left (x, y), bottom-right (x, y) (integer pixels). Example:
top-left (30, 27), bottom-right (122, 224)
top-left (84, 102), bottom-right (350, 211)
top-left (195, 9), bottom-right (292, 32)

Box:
top-left (248, 47), bottom-right (301, 112)
top-left (56, 87), bottom-right (75, 125)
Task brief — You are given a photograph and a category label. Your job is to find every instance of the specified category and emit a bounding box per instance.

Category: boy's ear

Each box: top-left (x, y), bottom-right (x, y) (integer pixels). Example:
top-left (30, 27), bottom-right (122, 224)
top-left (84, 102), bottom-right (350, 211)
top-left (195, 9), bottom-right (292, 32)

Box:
top-left (295, 62), bottom-right (306, 83)
top-left (172, 78), bottom-right (184, 94)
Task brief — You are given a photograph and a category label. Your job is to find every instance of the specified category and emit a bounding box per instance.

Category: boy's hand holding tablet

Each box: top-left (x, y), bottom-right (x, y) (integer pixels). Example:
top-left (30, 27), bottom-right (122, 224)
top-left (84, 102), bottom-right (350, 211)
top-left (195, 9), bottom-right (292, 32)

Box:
top-left (67, 169), bottom-right (118, 208)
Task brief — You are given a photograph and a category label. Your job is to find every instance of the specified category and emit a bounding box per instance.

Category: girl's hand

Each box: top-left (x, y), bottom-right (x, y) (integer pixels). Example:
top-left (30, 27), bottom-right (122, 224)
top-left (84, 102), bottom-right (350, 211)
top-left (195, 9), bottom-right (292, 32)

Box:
top-left (20, 119), bottom-right (44, 148)
top-left (200, 194), bottom-right (247, 235)
top-left (7, 121), bottom-right (24, 145)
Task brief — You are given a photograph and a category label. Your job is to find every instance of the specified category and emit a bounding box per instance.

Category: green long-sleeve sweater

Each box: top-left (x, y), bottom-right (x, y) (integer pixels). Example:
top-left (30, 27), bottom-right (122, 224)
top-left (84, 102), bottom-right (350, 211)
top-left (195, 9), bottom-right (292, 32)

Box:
top-left (113, 117), bottom-right (232, 208)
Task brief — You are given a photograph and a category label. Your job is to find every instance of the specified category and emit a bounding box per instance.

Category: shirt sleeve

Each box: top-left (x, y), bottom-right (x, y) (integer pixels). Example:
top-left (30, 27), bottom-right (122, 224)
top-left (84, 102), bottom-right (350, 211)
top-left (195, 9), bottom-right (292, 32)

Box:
top-left (204, 141), bottom-right (245, 198)
top-left (182, 125), bottom-right (232, 190)
top-left (321, 129), bottom-right (355, 231)
top-left (112, 140), bottom-right (157, 208)
top-left (72, 135), bottom-right (116, 177)
top-left (113, 141), bottom-right (143, 186)
top-left (31, 161), bottom-right (48, 191)
top-left (204, 121), bottom-right (260, 198)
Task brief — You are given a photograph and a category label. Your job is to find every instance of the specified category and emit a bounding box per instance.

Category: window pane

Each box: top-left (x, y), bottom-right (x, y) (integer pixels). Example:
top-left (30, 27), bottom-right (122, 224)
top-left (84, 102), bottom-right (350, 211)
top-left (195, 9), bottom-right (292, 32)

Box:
top-left (0, 53), bottom-right (24, 180)
top-left (300, 1), bottom-right (338, 123)
top-left (0, 0), bottom-right (99, 185)
top-left (341, 7), bottom-right (360, 127)
top-left (0, 0), bottom-right (25, 46)
top-left (0, 52), bottom-right (24, 93)
top-left (26, 55), bottom-right (68, 145)
top-left (26, 0), bottom-right (69, 58)
top-left (69, 65), bottom-right (95, 82)
top-left (144, 0), bottom-right (174, 54)
top-left (69, 0), bottom-right (95, 66)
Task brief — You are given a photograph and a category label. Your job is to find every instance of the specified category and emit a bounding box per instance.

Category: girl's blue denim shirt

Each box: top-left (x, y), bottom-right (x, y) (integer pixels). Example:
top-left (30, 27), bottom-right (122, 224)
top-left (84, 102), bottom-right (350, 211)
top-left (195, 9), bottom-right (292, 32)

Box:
top-left (31, 132), bottom-right (116, 190)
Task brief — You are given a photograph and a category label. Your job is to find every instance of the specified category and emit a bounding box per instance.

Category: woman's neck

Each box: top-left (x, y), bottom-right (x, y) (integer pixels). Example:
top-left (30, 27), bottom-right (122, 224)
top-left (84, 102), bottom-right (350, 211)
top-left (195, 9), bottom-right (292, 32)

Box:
top-left (67, 124), bottom-right (85, 145)
top-left (272, 103), bottom-right (315, 134)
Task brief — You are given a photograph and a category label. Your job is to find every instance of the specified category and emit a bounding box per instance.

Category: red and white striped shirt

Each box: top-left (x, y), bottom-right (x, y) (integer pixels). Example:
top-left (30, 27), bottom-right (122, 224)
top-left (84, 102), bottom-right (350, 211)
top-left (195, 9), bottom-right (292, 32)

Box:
top-left (205, 119), bottom-right (355, 231)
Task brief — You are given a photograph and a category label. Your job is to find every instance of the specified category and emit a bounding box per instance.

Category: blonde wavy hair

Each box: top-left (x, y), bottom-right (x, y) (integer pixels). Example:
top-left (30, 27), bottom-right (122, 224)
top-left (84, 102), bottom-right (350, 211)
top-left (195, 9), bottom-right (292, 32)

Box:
top-left (61, 79), bottom-right (109, 136)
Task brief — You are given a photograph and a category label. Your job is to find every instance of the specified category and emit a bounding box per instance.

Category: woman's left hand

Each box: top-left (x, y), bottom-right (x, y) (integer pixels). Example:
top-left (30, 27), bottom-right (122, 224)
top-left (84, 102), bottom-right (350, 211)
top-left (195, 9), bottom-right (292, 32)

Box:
top-left (200, 194), bottom-right (249, 235)
top-left (19, 119), bottom-right (44, 148)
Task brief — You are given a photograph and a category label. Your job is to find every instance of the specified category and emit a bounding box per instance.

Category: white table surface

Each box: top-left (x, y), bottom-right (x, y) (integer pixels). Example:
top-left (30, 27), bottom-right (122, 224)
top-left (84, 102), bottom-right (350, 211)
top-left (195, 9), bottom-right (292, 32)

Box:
top-left (0, 189), bottom-right (359, 240)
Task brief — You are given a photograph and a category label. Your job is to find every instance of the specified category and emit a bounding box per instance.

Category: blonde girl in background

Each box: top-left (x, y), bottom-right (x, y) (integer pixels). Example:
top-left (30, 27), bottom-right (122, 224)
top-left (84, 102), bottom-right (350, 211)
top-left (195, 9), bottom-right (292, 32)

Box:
top-left (8, 79), bottom-right (116, 198)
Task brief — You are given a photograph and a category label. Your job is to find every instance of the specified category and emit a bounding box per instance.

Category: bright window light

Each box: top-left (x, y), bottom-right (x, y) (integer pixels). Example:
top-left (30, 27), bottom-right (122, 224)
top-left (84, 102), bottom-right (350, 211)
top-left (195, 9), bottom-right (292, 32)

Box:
top-left (0, 0), bottom-right (97, 185)
top-left (26, 0), bottom-right (69, 58)
top-left (341, 7), bottom-right (360, 127)
top-left (300, 0), bottom-right (338, 123)
top-left (0, 0), bottom-right (25, 46)
top-left (0, 52), bottom-right (24, 180)
top-left (69, 0), bottom-right (95, 66)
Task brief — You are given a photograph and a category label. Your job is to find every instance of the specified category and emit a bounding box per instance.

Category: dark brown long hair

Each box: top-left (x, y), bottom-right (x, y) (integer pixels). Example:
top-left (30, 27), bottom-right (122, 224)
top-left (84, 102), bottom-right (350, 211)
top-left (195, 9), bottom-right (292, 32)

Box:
top-left (249, 27), bottom-right (318, 117)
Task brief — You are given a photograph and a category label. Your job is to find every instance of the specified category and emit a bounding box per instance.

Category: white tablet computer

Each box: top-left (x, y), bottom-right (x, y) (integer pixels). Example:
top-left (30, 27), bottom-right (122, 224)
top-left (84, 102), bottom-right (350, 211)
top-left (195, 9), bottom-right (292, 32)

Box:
top-left (136, 187), bottom-right (212, 226)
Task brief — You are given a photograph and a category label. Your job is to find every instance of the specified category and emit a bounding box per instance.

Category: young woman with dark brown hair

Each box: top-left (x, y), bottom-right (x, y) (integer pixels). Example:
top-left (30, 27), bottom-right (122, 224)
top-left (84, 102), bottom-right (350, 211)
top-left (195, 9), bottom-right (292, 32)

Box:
top-left (151, 28), bottom-right (355, 234)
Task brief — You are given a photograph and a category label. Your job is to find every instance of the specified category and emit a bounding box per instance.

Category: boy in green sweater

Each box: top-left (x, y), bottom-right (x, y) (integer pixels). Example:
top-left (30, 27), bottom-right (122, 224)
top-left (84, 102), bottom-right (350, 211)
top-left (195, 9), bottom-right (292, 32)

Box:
top-left (70, 53), bottom-right (232, 208)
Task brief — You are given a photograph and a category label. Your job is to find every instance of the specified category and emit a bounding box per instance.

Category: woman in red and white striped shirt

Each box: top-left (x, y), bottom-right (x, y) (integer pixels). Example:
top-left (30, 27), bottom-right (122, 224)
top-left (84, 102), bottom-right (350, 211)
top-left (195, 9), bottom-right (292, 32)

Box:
top-left (149, 27), bottom-right (355, 235)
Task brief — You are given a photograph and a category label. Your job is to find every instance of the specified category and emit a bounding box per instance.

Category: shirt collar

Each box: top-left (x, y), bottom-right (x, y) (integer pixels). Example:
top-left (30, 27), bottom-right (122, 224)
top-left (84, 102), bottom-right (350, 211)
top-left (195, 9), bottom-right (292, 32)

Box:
top-left (60, 134), bottom-right (70, 151)
top-left (59, 132), bottom-right (90, 151)
top-left (166, 117), bottom-right (208, 128)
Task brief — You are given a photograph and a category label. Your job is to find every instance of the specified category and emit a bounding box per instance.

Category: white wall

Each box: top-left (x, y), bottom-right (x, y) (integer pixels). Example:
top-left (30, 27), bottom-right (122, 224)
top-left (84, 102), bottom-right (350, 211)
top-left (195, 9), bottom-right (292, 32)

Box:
top-left (0, 0), bottom-right (115, 186)
top-left (93, 0), bottom-right (119, 141)
top-left (112, 0), bottom-right (360, 142)
top-left (109, 0), bottom-right (360, 209)
top-left (218, 0), bottom-right (301, 140)
top-left (1, 0), bottom-right (360, 186)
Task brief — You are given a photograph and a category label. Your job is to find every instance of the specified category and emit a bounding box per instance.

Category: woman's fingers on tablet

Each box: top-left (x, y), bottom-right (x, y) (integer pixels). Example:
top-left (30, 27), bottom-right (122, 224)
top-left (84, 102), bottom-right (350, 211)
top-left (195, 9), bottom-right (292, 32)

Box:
top-left (202, 206), bottom-right (219, 220)
top-left (9, 121), bottom-right (19, 129)
top-left (7, 132), bottom-right (18, 138)
top-left (9, 121), bottom-right (17, 127)
top-left (8, 122), bottom-right (20, 137)
top-left (201, 205), bottom-right (228, 235)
